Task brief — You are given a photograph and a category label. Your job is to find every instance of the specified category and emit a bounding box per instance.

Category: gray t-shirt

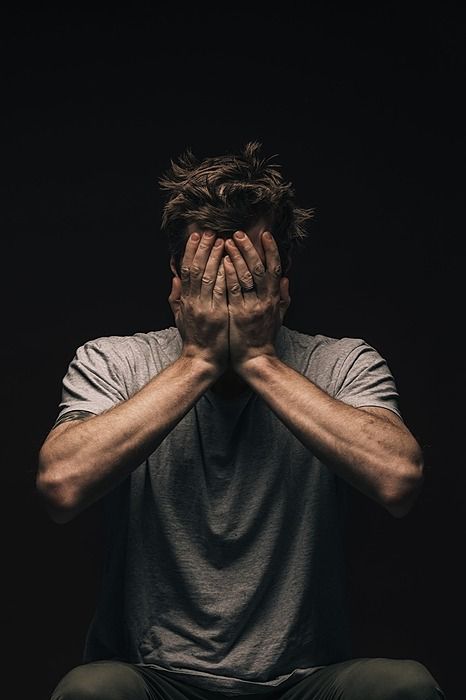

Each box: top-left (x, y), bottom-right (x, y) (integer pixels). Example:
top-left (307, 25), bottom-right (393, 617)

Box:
top-left (53, 325), bottom-right (402, 696)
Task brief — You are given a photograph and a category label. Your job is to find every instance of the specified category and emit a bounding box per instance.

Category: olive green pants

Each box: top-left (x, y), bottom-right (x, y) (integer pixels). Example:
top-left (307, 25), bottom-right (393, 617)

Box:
top-left (51, 658), bottom-right (446, 699)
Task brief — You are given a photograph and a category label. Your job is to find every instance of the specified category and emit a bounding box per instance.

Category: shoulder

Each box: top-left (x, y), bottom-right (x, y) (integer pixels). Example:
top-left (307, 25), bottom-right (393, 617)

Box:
top-left (280, 326), bottom-right (376, 392)
top-left (71, 327), bottom-right (183, 385)
top-left (281, 325), bottom-right (368, 365)
top-left (61, 327), bottom-right (182, 400)
top-left (76, 327), bottom-right (181, 362)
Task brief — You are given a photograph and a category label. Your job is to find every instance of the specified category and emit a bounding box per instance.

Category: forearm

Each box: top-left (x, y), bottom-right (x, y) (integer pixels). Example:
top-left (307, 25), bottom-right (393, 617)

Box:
top-left (37, 354), bottom-right (219, 523)
top-left (237, 354), bottom-right (423, 514)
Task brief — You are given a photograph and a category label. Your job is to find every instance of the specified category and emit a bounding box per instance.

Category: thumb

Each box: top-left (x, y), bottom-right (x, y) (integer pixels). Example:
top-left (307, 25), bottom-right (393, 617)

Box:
top-left (280, 277), bottom-right (290, 303)
top-left (279, 277), bottom-right (291, 321)
top-left (168, 276), bottom-right (182, 315)
top-left (169, 275), bottom-right (181, 301)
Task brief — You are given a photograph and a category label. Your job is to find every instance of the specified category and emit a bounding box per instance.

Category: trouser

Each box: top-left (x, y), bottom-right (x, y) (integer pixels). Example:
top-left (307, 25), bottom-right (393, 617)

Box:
top-left (51, 658), bottom-right (446, 699)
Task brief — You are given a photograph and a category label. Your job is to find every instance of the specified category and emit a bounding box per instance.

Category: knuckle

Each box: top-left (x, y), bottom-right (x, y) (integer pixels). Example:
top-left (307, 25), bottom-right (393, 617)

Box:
top-left (181, 266), bottom-right (190, 278)
top-left (253, 262), bottom-right (266, 275)
top-left (190, 264), bottom-right (202, 277)
top-left (229, 282), bottom-right (241, 294)
top-left (241, 273), bottom-right (254, 286)
top-left (201, 275), bottom-right (213, 285)
top-left (272, 265), bottom-right (282, 277)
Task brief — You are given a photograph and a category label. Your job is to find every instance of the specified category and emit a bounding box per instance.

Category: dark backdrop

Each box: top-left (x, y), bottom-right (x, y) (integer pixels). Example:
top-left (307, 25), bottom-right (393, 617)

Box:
top-left (2, 7), bottom-right (463, 700)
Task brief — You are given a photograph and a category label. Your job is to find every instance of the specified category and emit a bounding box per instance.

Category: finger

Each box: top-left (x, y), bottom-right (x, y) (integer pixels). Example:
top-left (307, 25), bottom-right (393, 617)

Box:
top-left (212, 251), bottom-right (227, 307)
top-left (225, 237), bottom-right (256, 294)
top-left (180, 232), bottom-right (201, 297)
top-left (200, 237), bottom-right (225, 303)
top-left (262, 231), bottom-right (282, 293)
top-left (190, 232), bottom-right (217, 297)
top-left (280, 276), bottom-right (290, 301)
top-left (223, 255), bottom-right (243, 307)
top-left (231, 230), bottom-right (267, 299)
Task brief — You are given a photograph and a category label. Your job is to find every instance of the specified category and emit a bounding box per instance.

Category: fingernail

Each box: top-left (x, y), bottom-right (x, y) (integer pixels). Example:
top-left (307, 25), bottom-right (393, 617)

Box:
top-left (214, 238), bottom-right (223, 247)
top-left (191, 232), bottom-right (200, 241)
top-left (234, 230), bottom-right (245, 239)
top-left (224, 255), bottom-right (232, 263)
top-left (263, 231), bottom-right (273, 240)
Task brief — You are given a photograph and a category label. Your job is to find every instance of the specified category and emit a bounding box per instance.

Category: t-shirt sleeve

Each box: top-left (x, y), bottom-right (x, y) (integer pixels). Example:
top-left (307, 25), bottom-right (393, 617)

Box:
top-left (53, 338), bottom-right (128, 427)
top-left (333, 339), bottom-right (403, 420)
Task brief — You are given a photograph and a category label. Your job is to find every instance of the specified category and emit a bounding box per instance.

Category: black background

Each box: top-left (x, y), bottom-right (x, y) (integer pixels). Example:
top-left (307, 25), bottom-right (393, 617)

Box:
top-left (2, 6), bottom-right (464, 699)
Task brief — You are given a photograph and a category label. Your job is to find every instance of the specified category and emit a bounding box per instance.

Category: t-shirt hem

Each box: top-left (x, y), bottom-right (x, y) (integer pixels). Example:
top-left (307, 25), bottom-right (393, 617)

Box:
top-left (135, 663), bottom-right (325, 695)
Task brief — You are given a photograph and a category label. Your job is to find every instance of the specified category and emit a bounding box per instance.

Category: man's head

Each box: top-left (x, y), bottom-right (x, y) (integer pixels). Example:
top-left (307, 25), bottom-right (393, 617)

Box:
top-left (158, 141), bottom-right (314, 277)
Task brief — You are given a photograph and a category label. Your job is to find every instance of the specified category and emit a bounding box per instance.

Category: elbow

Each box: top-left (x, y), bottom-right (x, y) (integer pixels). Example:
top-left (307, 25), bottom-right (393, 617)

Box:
top-left (36, 473), bottom-right (79, 524)
top-left (383, 451), bottom-right (425, 519)
top-left (37, 477), bottom-right (80, 524)
top-left (36, 452), bottom-right (80, 525)
top-left (384, 493), bottom-right (420, 519)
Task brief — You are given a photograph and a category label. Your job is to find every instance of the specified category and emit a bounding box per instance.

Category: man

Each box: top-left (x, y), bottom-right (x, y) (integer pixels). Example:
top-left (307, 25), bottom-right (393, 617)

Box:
top-left (38, 142), bottom-right (445, 699)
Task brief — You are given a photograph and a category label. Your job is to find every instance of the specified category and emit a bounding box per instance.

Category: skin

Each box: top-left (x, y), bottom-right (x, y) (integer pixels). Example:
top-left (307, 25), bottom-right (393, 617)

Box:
top-left (37, 221), bottom-right (424, 523)
top-left (169, 218), bottom-right (288, 397)
top-left (170, 223), bottom-right (424, 516)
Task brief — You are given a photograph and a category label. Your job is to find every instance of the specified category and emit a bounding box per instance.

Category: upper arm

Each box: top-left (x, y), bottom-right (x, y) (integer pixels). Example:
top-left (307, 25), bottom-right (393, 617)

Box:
top-left (48, 336), bottom-right (127, 446)
top-left (333, 339), bottom-right (405, 422)
top-left (53, 338), bottom-right (127, 426)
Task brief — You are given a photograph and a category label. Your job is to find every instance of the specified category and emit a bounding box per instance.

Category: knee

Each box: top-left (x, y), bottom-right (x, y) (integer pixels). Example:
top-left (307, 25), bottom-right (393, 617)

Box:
top-left (50, 661), bottom-right (147, 700)
top-left (394, 660), bottom-right (445, 699)
top-left (370, 659), bottom-right (444, 700)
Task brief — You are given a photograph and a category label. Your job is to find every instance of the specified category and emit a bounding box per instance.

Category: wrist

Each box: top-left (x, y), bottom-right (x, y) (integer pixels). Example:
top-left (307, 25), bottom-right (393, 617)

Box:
top-left (233, 350), bottom-right (279, 379)
top-left (179, 349), bottom-right (227, 382)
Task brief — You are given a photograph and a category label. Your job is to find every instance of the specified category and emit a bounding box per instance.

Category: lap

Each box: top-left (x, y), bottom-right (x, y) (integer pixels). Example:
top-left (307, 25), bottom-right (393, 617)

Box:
top-left (280, 658), bottom-right (446, 700)
top-left (50, 658), bottom-right (446, 700)
top-left (50, 661), bottom-right (151, 700)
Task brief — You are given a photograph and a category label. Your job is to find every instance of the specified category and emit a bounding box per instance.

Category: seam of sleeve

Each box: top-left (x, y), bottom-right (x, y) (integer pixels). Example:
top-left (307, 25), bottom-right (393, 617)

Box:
top-left (52, 409), bottom-right (97, 429)
top-left (352, 402), bottom-right (403, 420)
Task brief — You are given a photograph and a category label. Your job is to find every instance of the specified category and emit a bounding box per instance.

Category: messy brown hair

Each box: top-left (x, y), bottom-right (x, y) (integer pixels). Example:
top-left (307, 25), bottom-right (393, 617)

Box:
top-left (158, 141), bottom-right (314, 275)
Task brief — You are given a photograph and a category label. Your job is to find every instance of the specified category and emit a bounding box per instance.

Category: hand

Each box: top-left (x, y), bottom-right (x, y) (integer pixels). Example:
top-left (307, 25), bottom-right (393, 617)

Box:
top-left (168, 231), bottom-right (229, 375)
top-left (223, 230), bottom-right (291, 372)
